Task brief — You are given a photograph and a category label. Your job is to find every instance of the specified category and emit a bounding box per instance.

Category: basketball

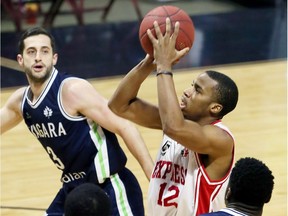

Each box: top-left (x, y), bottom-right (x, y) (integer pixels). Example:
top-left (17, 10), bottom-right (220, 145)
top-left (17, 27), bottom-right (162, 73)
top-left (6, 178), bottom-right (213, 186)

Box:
top-left (139, 5), bottom-right (195, 56)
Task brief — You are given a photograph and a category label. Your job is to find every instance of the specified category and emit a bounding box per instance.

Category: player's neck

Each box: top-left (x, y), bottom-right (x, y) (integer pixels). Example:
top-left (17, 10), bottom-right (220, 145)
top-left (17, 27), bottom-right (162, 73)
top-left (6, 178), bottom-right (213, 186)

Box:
top-left (227, 202), bottom-right (263, 216)
top-left (28, 81), bottom-right (48, 102)
top-left (27, 68), bottom-right (54, 102)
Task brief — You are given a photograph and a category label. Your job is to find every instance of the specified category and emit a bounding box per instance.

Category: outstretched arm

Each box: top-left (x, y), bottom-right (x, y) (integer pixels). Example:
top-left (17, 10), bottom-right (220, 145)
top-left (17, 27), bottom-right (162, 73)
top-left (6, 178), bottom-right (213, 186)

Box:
top-left (116, 119), bottom-right (154, 180)
top-left (62, 79), bottom-right (154, 180)
top-left (108, 55), bottom-right (162, 129)
top-left (0, 88), bottom-right (25, 134)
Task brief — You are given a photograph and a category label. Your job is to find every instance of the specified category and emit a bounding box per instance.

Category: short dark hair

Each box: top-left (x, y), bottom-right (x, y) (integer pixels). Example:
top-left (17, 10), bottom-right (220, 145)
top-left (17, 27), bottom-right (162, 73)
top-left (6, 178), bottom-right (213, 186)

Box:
top-left (205, 70), bottom-right (238, 117)
top-left (18, 26), bottom-right (56, 54)
top-left (229, 157), bottom-right (274, 207)
top-left (64, 183), bottom-right (111, 216)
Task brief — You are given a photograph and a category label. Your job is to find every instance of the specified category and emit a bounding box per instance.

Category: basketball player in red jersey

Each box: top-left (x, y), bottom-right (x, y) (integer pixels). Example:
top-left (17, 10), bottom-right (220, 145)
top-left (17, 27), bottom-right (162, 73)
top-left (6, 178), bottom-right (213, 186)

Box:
top-left (109, 18), bottom-right (239, 215)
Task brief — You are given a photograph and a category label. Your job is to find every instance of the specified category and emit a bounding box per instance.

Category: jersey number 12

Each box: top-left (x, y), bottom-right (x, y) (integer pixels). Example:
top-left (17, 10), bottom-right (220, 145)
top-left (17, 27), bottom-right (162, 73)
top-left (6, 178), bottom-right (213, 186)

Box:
top-left (157, 182), bottom-right (179, 208)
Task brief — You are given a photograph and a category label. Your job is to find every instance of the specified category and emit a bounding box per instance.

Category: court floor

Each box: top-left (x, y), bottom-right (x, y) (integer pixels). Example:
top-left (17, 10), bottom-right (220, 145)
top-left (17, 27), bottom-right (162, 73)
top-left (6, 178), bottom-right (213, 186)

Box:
top-left (1, 59), bottom-right (286, 216)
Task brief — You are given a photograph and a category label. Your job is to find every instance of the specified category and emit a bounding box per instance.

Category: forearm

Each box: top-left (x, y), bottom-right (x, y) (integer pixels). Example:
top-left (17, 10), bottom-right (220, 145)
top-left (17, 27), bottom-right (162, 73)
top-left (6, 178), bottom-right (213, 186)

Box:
top-left (120, 122), bottom-right (154, 180)
top-left (0, 107), bottom-right (22, 135)
top-left (108, 56), bottom-right (155, 114)
top-left (157, 75), bottom-right (184, 137)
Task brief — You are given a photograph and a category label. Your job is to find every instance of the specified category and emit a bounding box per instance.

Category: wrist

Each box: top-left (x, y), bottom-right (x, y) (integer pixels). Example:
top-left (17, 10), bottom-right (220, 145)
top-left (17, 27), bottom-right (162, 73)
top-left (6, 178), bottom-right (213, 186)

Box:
top-left (156, 71), bottom-right (173, 77)
top-left (157, 64), bottom-right (172, 72)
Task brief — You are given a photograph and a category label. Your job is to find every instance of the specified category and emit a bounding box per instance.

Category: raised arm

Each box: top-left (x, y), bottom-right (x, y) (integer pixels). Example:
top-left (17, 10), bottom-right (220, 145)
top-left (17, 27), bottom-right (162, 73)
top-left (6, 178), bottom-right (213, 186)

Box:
top-left (0, 87), bottom-right (25, 134)
top-left (148, 19), bottom-right (234, 159)
top-left (108, 55), bottom-right (162, 129)
top-left (61, 78), bottom-right (154, 180)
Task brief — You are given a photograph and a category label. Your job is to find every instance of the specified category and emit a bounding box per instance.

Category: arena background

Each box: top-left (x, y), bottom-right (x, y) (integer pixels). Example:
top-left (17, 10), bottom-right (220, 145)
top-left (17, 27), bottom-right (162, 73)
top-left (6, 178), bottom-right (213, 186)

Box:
top-left (1, 0), bottom-right (287, 215)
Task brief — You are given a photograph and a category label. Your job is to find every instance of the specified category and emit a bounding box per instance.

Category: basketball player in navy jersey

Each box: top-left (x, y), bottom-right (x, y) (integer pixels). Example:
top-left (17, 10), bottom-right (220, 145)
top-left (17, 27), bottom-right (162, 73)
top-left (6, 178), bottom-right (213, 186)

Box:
top-left (200, 157), bottom-right (274, 216)
top-left (0, 27), bottom-right (154, 216)
top-left (109, 19), bottom-right (239, 215)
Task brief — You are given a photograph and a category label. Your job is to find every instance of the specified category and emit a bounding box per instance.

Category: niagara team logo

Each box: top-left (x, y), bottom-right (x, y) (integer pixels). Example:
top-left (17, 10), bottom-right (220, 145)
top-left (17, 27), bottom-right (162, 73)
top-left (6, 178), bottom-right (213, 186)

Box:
top-left (44, 106), bottom-right (53, 119)
top-left (161, 140), bottom-right (171, 156)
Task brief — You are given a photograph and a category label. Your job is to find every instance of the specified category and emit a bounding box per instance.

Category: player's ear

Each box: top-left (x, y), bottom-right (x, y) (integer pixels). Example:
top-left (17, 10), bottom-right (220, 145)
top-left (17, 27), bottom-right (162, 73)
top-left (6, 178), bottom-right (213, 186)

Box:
top-left (210, 102), bottom-right (223, 115)
top-left (53, 53), bottom-right (58, 66)
top-left (17, 54), bottom-right (23, 66)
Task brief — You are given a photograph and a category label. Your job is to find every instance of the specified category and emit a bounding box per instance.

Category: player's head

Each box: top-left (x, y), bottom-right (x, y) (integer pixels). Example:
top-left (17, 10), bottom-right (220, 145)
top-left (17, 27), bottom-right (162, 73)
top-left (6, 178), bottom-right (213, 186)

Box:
top-left (226, 157), bottom-right (274, 208)
top-left (64, 183), bottom-right (111, 216)
top-left (180, 70), bottom-right (238, 121)
top-left (205, 70), bottom-right (238, 118)
top-left (18, 26), bottom-right (56, 54)
top-left (16, 27), bottom-right (58, 83)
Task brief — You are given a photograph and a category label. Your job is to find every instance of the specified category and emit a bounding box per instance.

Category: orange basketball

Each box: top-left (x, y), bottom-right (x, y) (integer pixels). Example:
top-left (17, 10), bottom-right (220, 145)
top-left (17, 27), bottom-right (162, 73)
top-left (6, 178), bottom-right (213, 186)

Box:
top-left (139, 5), bottom-right (195, 56)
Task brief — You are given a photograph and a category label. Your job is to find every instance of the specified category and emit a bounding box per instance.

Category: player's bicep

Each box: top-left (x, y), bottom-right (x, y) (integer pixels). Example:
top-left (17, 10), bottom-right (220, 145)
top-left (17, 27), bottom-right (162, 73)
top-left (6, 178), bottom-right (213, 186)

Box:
top-left (62, 79), bottom-right (129, 132)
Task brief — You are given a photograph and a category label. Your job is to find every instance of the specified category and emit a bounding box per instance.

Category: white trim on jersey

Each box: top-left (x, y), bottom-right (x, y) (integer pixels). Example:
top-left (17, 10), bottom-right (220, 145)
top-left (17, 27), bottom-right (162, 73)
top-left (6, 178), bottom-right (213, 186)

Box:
top-left (195, 152), bottom-right (231, 185)
top-left (58, 77), bottom-right (87, 121)
top-left (26, 68), bottom-right (58, 108)
top-left (221, 208), bottom-right (248, 216)
top-left (193, 169), bottom-right (202, 214)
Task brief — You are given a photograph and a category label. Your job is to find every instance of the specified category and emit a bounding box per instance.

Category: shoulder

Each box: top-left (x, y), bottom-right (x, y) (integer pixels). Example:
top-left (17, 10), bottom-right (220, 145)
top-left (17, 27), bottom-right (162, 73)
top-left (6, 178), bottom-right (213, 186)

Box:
top-left (203, 123), bottom-right (233, 143)
top-left (62, 77), bottom-right (88, 88)
top-left (61, 77), bottom-right (95, 97)
top-left (7, 87), bottom-right (27, 105)
top-left (60, 78), bottom-right (107, 115)
top-left (14, 86), bottom-right (27, 96)
top-left (3, 87), bottom-right (27, 115)
top-left (202, 122), bottom-right (234, 155)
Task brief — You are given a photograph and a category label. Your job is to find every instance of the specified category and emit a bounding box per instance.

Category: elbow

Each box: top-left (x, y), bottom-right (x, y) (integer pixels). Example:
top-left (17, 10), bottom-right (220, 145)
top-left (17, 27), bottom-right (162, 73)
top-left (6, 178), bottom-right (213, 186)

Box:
top-left (108, 100), bottom-right (116, 112)
top-left (108, 99), bottom-right (131, 119)
top-left (108, 100), bottom-right (122, 116)
top-left (161, 121), bottom-right (180, 137)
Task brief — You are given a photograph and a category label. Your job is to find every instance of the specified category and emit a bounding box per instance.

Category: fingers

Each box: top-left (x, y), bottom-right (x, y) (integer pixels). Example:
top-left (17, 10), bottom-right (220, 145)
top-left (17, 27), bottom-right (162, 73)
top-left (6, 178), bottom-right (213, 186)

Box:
top-left (165, 17), bottom-right (171, 38)
top-left (147, 18), bottom-right (172, 41)
top-left (147, 28), bottom-right (156, 45)
top-left (154, 20), bottom-right (164, 39)
top-left (178, 47), bottom-right (190, 57)
top-left (172, 21), bottom-right (180, 42)
top-left (146, 18), bottom-right (189, 65)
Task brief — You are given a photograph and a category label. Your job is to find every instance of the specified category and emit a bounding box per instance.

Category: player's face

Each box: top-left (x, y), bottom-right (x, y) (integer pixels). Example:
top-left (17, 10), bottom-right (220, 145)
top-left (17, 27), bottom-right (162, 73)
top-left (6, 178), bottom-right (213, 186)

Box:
top-left (17, 34), bottom-right (58, 83)
top-left (180, 73), bottom-right (218, 121)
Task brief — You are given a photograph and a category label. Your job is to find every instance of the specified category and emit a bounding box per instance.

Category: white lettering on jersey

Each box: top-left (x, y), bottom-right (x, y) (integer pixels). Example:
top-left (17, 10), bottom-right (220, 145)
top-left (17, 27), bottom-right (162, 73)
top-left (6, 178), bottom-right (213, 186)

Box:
top-left (61, 172), bottom-right (87, 183)
top-left (30, 122), bottom-right (67, 138)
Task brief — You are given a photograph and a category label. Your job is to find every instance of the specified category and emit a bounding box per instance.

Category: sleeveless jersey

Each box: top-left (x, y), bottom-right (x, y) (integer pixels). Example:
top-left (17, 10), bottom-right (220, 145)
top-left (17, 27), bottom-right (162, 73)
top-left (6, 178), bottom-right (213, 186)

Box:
top-left (147, 121), bottom-right (235, 216)
top-left (21, 69), bottom-right (127, 186)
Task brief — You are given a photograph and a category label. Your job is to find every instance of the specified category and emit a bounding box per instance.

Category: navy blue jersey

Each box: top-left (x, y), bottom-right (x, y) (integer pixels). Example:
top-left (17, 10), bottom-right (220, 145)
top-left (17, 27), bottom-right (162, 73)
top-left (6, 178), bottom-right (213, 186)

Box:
top-left (200, 208), bottom-right (248, 216)
top-left (21, 69), bottom-right (127, 186)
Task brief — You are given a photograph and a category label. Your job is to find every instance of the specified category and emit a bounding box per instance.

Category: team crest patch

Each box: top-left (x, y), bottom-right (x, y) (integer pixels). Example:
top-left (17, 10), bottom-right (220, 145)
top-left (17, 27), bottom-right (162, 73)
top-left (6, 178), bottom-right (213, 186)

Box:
top-left (181, 147), bottom-right (189, 157)
top-left (43, 106), bottom-right (53, 119)
top-left (161, 140), bottom-right (171, 156)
